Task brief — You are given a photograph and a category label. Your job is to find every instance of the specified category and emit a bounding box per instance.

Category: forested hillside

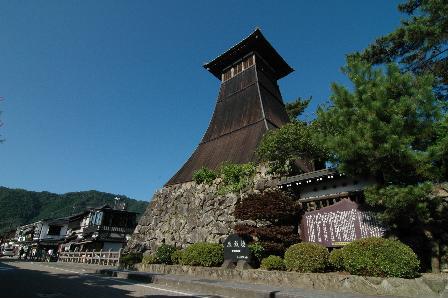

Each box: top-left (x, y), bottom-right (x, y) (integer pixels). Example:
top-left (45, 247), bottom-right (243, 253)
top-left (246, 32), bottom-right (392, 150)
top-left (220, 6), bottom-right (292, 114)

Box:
top-left (0, 187), bottom-right (148, 233)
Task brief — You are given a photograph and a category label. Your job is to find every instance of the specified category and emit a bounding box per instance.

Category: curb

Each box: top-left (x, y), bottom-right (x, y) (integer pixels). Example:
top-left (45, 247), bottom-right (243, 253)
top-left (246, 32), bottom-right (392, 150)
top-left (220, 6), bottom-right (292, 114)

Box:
top-left (96, 269), bottom-right (391, 298)
top-left (97, 269), bottom-right (281, 298)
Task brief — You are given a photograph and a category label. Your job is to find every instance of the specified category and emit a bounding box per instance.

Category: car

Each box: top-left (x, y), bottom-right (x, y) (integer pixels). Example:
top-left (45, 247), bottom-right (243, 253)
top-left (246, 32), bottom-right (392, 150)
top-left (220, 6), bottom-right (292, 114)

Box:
top-left (2, 247), bottom-right (15, 257)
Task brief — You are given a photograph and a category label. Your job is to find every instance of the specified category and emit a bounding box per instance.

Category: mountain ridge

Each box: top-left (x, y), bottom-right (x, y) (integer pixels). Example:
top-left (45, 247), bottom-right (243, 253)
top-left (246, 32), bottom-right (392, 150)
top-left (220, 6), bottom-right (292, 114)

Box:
top-left (0, 186), bottom-right (148, 233)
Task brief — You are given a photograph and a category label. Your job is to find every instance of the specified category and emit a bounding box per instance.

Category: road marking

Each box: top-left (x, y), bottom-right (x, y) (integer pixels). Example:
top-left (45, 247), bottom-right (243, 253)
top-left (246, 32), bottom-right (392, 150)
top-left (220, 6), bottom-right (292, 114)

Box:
top-left (39, 264), bottom-right (195, 296)
top-left (0, 267), bottom-right (14, 271)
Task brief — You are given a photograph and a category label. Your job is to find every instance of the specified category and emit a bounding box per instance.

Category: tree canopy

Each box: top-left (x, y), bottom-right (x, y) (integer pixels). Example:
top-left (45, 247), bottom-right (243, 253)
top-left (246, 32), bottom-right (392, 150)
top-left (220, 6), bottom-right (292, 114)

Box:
top-left (284, 97), bottom-right (311, 122)
top-left (357, 0), bottom-right (448, 100)
top-left (315, 57), bottom-right (447, 272)
top-left (316, 58), bottom-right (442, 185)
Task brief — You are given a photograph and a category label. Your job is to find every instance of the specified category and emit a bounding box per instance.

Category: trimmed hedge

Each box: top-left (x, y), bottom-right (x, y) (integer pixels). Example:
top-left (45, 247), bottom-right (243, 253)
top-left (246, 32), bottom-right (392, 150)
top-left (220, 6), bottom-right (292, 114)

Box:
top-left (171, 249), bottom-right (184, 265)
top-left (284, 243), bottom-right (329, 273)
top-left (155, 244), bottom-right (177, 265)
top-left (342, 237), bottom-right (419, 278)
top-left (142, 254), bottom-right (159, 265)
top-left (120, 252), bottom-right (142, 268)
top-left (329, 249), bottom-right (344, 271)
top-left (181, 243), bottom-right (224, 267)
top-left (260, 255), bottom-right (286, 271)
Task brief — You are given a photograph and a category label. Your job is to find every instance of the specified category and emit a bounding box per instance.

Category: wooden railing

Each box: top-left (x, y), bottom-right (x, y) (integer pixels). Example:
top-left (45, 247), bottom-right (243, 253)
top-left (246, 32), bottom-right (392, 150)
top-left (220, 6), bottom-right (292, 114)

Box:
top-left (58, 249), bottom-right (122, 266)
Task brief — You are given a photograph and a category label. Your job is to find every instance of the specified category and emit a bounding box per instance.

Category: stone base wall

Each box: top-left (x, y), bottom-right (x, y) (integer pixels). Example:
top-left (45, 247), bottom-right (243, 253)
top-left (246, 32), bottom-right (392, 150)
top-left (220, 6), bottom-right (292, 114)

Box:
top-left (126, 167), bottom-right (277, 253)
top-left (136, 263), bottom-right (448, 298)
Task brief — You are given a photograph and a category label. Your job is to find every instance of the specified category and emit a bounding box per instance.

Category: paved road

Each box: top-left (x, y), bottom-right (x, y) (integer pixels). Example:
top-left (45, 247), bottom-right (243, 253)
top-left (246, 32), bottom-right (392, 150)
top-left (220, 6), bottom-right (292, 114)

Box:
top-left (0, 259), bottom-right (206, 298)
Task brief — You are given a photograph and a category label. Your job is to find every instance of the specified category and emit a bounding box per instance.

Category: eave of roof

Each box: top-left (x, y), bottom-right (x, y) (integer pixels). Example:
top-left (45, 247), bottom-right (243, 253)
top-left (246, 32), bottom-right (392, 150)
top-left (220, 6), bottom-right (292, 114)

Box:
top-left (203, 28), bottom-right (294, 80)
top-left (278, 168), bottom-right (340, 186)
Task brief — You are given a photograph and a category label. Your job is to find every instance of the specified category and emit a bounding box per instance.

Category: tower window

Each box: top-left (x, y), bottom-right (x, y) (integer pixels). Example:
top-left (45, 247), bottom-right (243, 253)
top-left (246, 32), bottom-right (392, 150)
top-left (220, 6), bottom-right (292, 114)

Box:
top-left (222, 55), bottom-right (255, 82)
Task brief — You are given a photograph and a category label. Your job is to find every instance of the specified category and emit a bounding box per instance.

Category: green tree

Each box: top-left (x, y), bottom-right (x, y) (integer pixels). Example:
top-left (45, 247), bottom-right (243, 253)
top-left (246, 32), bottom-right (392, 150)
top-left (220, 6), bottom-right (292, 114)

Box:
top-left (257, 121), bottom-right (327, 175)
top-left (357, 0), bottom-right (448, 100)
top-left (284, 97), bottom-right (311, 122)
top-left (316, 57), bottom-right (447, 272)
top-left (317, 58), bottom-right (440, 184)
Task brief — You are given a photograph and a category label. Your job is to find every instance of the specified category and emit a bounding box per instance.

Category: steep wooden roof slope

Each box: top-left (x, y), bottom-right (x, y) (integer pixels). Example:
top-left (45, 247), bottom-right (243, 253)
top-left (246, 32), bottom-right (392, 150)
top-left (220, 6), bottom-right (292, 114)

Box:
top-left (166, 30), bottom-right (307, 185)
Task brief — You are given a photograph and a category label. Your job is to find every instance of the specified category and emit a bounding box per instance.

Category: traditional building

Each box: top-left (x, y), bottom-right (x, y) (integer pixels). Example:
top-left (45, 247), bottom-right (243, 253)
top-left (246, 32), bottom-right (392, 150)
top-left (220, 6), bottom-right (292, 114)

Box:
top-left (277, 169), bottom-right (383, 247)
top-left (15, 218), bottom-right (68, 250)
top-left (166, 28), bottom-right (312, 185)
top-left (129, 29), bottom-right (306, 252)
top-left (63, 205), bottom-right (137, 252)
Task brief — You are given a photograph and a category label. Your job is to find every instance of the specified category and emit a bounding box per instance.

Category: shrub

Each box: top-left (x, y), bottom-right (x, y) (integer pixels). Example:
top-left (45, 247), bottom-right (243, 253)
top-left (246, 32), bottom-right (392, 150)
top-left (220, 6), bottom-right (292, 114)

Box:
top-left (342, 237), bottom-right (420, 278)
top-left (119, 252), bottom-right (142, 268)
top-left (193, 167), bottom-right (217, 185)
top-left (260, 255), bottom-right (286, 271)
top-left (234, 190), bottom-right (299, 222)
top-left (142, 254), bottom-right (159, 265)
top-left (284, 243), bottom-right (329, 273)
top-left (171, 249), bottom-right (184, 265)
top-left (248, 242), bottom-right (265, 264)
top-left (329, 249), bottom-right (344, 271)
top-left (155, 244), bottom-right (177, 265)
top-left (218, 162), bottom-right (255, 194)
top-left (234, 190), bottom-right (300, 256)
top-left (181, 243), bottom-right (224, 267)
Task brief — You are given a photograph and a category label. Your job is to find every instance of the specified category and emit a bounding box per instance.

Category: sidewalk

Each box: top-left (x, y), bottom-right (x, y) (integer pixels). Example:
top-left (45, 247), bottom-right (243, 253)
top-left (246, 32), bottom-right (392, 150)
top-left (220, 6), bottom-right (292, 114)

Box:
top-left (96, 267), bottom-right (403, 298)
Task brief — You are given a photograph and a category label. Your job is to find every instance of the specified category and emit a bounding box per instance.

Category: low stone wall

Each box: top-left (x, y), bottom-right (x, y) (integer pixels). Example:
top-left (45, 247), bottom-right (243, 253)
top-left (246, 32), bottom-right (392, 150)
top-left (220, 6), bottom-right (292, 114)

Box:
top-left (136, 263), bottom-right (448, 298)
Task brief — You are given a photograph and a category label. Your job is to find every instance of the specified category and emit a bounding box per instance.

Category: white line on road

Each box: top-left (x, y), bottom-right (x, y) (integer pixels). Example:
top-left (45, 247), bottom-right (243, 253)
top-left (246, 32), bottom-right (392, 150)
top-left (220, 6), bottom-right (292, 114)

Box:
top-left (0, 267), bottom-right (14, 271)
top-left (38, 264), bottom-right (196, 296)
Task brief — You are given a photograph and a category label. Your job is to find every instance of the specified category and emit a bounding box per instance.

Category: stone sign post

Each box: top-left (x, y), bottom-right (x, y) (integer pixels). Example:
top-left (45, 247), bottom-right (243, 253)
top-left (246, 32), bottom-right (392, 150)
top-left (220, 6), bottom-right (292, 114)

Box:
top-left (222, 234), bottom-right (252, 269)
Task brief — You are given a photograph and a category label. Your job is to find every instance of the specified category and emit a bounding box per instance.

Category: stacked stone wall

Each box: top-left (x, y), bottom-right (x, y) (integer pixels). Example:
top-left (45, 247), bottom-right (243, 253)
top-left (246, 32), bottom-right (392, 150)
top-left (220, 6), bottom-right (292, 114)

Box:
top-left (126, 167), bottom-right (276, 253)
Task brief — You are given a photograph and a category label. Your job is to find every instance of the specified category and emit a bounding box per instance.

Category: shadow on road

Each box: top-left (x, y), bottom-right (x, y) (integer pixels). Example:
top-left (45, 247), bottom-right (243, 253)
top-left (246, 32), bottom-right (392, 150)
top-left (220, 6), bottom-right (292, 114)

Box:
top-left (0, 260), bottom-right (197, 298)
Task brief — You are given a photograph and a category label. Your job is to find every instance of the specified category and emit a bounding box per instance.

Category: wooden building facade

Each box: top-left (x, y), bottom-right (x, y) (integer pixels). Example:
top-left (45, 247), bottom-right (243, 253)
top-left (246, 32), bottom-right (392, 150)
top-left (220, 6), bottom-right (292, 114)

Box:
top-left (166, 29), bottom-right (313, 185)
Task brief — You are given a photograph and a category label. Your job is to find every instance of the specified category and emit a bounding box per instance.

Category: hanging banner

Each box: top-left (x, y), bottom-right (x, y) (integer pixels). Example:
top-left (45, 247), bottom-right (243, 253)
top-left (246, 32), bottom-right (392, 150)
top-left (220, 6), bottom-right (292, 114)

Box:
top-left (300, 199), bottom-right (385, 247)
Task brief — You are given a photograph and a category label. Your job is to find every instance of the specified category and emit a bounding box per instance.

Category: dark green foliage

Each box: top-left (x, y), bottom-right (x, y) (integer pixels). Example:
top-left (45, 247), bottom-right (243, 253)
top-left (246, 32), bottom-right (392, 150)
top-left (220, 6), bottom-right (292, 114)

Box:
top-left (234, 190), bottom-right (300, 256)
top-left (329, 249), bottom-right (345, 271)
top-left (181, 243), bottom-right (224, 267)
top-left (257, 121), bottom-right (328, 175)
top-left (357, 0), bottom-right (448, 99)
top-left (248, 242), bottom-right (265, 264)
top-left (285, 97), bottom-right (311, 122)
top-left (217, 162), bottom-right (255, 194)
top-left (260, 255), bottom-right (286, 271)
top-left (284, 243), bottom-right (329, 273)
top-left (141, 254), bottom-right (160, 265)
top-left (315, 57), bottom-right (447, 272)
top-left (192, 167), bottom-right (217, 185)
top-left (428, 114), bottom-right (448, 179)
top-left (171, 249), bottom-right (184, 265)
top-left (364, 183), bottom-right (436, 228)
top-left (120, 252), bottom-right (143, 268)
top-left (155, 244), bottom-right (177, 265)
top-left (342, 237), bottom-right (420, 278)
top-left (0, 187), bottom-right (148, 234)
top-left (316, 59), bottom-right (440, 184)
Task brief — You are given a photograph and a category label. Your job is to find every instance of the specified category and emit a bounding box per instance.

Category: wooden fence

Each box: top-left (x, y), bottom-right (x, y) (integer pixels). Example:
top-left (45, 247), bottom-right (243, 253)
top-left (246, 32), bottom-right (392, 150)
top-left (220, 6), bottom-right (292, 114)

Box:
top-left (58, 249), bottom-right (122, 266)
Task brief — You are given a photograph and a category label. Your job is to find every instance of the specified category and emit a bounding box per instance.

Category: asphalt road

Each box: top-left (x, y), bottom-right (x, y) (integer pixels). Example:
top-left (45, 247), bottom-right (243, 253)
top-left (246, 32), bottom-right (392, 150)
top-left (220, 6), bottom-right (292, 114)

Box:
top-left (0, 259), bottom-right (206, 298)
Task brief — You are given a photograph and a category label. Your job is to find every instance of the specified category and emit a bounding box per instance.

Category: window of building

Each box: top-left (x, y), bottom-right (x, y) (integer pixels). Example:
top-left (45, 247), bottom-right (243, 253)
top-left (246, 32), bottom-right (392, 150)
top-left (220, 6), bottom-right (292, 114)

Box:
top-left (47, 225), bottom-right (62, 236)
top-left (222, 55), bottom-right (255, 82)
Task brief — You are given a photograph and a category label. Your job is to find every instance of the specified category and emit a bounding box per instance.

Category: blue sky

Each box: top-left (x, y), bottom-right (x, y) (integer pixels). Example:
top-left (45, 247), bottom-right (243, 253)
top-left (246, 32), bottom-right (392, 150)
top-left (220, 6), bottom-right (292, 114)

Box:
top-left (0, 1), bottom-right (402, 201)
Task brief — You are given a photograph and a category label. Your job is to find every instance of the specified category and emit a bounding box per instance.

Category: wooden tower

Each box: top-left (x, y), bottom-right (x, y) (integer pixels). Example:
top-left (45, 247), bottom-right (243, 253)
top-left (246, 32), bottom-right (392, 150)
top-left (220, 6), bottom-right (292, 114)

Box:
top-left (166, 29), bottom-right (305, 185)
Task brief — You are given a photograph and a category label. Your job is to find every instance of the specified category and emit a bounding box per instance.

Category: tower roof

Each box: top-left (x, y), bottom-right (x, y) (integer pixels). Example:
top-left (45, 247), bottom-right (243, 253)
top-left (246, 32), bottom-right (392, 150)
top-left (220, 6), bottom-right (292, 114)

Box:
top-left (204, 28), bottom-right (294, 80)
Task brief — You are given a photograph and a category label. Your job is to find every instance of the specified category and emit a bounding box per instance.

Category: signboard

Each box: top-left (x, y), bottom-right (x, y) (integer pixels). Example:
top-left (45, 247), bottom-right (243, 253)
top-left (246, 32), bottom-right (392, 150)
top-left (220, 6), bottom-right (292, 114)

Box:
top-left (301, 199), bottom-right (385, 247)
top-left (223, 234), bottom-right (251, 262)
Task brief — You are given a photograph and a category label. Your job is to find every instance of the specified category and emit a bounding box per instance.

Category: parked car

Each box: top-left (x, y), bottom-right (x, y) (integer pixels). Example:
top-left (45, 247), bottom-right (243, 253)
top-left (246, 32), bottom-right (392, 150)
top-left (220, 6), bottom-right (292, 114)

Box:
top-left (2, 247), bottom-right (15, 257)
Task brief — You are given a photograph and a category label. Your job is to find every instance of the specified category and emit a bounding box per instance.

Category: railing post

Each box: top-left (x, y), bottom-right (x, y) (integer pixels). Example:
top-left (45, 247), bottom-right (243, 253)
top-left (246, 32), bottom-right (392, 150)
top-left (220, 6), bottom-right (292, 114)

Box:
top-left (106, 249), bottom-right (111, 266)
top-left (117, 248), bottom-right (122, 267)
